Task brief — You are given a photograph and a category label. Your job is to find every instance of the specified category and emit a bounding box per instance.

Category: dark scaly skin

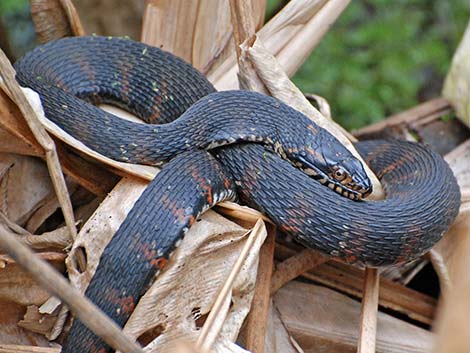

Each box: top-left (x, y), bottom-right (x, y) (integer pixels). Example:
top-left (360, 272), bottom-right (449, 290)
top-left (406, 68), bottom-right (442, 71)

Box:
top-left (13, 36), bottom-right (461, 353)
top-left (14, 36), bottom-right (371, 199)
top-left (61, 150), bottom-right (235, 353)
top-left (216, 141), bottom-right (461, 266)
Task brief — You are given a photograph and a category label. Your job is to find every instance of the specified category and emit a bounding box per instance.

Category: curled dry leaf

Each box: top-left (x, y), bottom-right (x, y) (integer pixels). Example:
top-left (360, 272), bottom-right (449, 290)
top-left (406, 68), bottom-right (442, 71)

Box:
top-left (57, 0), bottom-right (85, 36)
top-left (24, 189), bottom-right (72, 235)
top-left (304, 93), bottom-right (332, 120)
top-left (257, 0), bottom-right (327, 55)
top-left (0, 209), bottom-right (72, 250)
top-left (30, 0), bottom-right (82, 44)
top-left (54, 144), bottom-right (120, 196)
top-left (273, 0), bottom-right (351, 77)
top-left (431, 140), bottom-right (470, 290)
top-left (0, 225), bottom-right (146, 353)
top-left (244, 36), bottom-right (384, 200)
top-left (229, 0), bottom-right (267, 93)
top-left (121, 211), bottom-right (267, 353)
top-left (0, 90), bottom-right (43, 157)
top-left (141, 0), bottom-right (265, 74)
top-left (209, 0), bottom-right (383, 199)
top-left (73, 0), bottom-right (144, 39)
top-left (210, 0), bottom-right (353, 90)
top-left (0, 154), bottom-right (56, 228)
top-left (66, 177), bottom-right (148, 292)
top-left (432, 203), bottom-right (470, 353)
top-left (0, 301), bottom-right (51, 347)
top-left (209, 0), bottom-right (328, 89)
top-left (21, 88), bottom-right (158, 181)
top-left (262, 302), bottom-right (300, 353)
top-left (274, 281), bottom-right (434, 353)
top-left (0, 80), bottom-right (116, 197)
top-left (0, 48), bottom-right (76, 240)
top-left (443, 23), bottom-right (470, 128)
top-left (17, 305), bottom-right (59, 336)
top-left (0, 249), bottom-right (65, 346)
top-left (0, 345), bottom-right (61, 353)
top-left (0, 251), bottom-right (65, 306)
top-left (18, 227), bottom-right (71, 250)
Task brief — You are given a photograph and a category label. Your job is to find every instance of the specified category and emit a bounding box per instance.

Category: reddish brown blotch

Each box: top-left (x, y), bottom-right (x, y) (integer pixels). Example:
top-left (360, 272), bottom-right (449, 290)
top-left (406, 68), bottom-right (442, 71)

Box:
top-left (105, 288), bottom-right (136, 315)
top-left (191, 169), bottom-right (213, 204)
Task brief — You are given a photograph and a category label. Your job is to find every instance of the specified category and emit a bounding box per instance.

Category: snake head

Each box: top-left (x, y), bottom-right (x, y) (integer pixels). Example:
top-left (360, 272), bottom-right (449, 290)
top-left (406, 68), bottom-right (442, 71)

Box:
top-left (286, 133), bottom-right (372, 200)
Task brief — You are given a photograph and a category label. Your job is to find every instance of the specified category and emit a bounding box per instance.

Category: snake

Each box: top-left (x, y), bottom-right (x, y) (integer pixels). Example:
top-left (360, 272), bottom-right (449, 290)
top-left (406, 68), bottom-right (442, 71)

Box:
top-left (14, 36), bottom-right (460, 353)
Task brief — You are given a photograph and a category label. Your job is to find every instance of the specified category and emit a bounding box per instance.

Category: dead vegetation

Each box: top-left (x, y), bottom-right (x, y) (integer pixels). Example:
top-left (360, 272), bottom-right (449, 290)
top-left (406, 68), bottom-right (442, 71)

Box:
top-left (0, 1), bottom-right (469, 352)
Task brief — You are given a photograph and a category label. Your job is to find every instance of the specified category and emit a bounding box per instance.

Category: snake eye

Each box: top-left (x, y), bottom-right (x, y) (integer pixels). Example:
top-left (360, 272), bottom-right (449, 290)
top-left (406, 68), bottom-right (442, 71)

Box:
top-left (334, 168), bottom-right (347, 181)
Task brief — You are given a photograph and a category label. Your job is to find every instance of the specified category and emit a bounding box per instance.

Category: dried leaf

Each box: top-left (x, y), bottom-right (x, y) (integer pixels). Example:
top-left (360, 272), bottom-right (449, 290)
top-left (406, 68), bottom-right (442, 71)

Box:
top-left (0, 48), bottom-right (76, 239)
top-left (66, 177), bottom-right (148, 292)
top-left (21, 88), bottom-right (158, 181)
top-left (19, 227), bottom-right (71, 250)
top-left (274, 0), bottom-right (351, 77)
top-left (210, 0), bottom-right (351, 90)
top-left (17, 305), bottom-right (58, 336)
top-left (0, 154), bottom-right (55, 227)
top-left (244, 37), bottom-right (384, 200)
top-left (0, 345), bottom-right (60, 353)
top-left (0, 252), bottom-right (65, 306)
top-left (0, 91), bottom-right (43, 157)
top-left (142, 0), bottom-right (265, 75)
top-left (31, 0), bottom-right (76, 43)
top-left (0, 251), bottom-right (64, 344)
top-left (121, 211), bottom-right (267, 353)
top-left (274, 281), bottom-right (434, 353)
top-left (432, 140), bottom-right (470, 290)
top-left (0, 301), bottom-right (51, 347)
top-left (443, 22), bottom-right (470, 128)
top-left (263, 302), bottom-right (300, 353)
top-left (73, 0), bottom-right (144, 38)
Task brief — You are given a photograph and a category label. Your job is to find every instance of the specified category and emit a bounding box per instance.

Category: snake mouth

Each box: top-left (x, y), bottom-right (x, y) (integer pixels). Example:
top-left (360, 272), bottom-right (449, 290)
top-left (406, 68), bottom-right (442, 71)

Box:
top-left (301, 166), bottom-right (363, 200)
top-left (294, 155), bottom-right (372, 201)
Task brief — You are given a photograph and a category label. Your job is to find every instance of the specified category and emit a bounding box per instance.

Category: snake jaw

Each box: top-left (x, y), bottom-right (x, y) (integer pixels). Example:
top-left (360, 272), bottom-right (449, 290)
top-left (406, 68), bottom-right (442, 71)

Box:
top-left (350, 174), bottom-right (373, 198)
top-left (294, 155), bottom-right (355, 199)
top-left (294, 152), bottom-right (371, 201)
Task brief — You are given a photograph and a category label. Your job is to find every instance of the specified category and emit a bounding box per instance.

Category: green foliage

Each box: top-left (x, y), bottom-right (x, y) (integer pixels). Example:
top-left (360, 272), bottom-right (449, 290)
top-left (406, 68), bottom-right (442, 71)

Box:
top-left (0, 0), bottom-right (36, 59)
top-left (268, 0), bottom-right (469, 129)
top-left (0, 0), bottom-right (28, 15)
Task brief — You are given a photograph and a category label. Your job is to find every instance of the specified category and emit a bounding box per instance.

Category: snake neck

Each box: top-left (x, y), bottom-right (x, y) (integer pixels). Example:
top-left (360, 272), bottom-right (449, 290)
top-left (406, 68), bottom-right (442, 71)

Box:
top-left (14, 36), bottom-right (370, 195)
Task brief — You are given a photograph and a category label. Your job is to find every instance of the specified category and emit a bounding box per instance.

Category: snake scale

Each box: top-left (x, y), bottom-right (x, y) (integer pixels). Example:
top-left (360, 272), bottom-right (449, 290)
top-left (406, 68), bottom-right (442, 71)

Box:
top-left (14, 36), bottom-right (460, 353)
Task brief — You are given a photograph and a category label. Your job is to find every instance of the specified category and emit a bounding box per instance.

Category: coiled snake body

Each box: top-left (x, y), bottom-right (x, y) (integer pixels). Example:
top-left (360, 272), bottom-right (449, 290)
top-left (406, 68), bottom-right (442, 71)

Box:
top-left (15, 36), bottom-right (460, 353)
